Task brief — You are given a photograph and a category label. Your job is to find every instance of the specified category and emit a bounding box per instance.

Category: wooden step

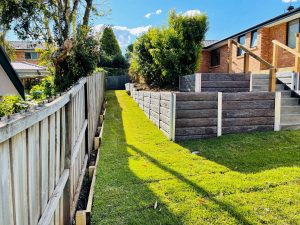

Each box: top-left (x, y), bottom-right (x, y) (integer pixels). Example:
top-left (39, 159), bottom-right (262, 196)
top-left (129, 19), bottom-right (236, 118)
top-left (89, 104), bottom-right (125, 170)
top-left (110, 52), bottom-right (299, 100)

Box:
top-left (252, 74), bottom-right (269, 79)
top-left (280, 114), bottom-right (300, 123)
top-left (280, 123), bottom-right (300, 130)
top-left (281, 91), bottom-right (292, 98)
top-left (252, 78), bottom-right (269, 86)
top-left (252, 85), bottom-right (269, 92)
top-left (281, 106), bottom-right (300, 114)
top-left (281, 98), bottom-right (300, 106)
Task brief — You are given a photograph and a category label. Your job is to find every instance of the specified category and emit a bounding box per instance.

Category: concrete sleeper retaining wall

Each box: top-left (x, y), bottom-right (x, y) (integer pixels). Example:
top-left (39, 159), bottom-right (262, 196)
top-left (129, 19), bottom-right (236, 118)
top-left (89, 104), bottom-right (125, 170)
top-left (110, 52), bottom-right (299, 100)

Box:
top-left (126, 83), bottom-right (280, 141)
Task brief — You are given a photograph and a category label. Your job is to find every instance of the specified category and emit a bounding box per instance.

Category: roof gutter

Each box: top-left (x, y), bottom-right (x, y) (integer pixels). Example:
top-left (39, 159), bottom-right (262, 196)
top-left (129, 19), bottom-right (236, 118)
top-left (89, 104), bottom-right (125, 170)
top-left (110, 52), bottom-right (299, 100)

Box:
top-left (204, 7), bottom-right (300, 50)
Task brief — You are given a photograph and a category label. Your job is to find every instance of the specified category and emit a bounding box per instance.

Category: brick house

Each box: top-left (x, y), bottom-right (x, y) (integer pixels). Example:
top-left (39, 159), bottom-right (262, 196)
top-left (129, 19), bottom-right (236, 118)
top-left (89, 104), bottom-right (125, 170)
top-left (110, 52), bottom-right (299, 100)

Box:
top-left (200, 7), bottom-right (300, 74)
top-left (9, 41), bottom-right (45, 65)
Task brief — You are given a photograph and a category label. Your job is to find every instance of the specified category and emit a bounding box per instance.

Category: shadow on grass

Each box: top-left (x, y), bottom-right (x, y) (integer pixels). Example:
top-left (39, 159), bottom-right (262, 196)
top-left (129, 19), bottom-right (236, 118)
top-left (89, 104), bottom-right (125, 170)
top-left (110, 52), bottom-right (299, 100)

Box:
top-left (128, 144), bottom-right (253, 225)
top-left (178, 131), bottom-right (300, 174)
top-left (92, 91), bottom-right (184, 225)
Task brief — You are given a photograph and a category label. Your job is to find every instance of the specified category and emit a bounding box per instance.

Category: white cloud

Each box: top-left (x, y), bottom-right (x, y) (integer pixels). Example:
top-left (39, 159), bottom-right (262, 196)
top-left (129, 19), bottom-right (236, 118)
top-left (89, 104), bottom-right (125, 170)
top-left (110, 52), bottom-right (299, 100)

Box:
top-left (93, 24), bottom-right (152, 49)
top-left (145, 13), bottom-right (152, 19)
top-left (282, 0), bottom-right (297, 3)
top-left (145, 9), bottom-right (163, 19)
top-left (113, 25), bottom-right (152, 36)
top-left (156, 9), bottom-right (162, 15)
top-left (183, 10), bottom-right (201, 17)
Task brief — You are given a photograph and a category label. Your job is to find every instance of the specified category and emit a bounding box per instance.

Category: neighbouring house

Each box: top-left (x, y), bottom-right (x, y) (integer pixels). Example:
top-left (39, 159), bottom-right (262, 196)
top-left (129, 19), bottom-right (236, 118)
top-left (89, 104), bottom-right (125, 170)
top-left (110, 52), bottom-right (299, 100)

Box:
top-left (9, 41), bottom-right (45, 65)
top-left (200, 7), bottom-right (300, 74)
top-left (0, 47), bottom-right (24, 99)
top-left (11, 62), bottom-right (49, 88)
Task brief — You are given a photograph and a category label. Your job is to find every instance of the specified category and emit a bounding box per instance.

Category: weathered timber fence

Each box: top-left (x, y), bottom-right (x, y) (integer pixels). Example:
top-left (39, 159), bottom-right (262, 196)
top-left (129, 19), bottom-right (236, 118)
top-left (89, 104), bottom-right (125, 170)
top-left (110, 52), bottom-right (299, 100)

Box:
top-left (106, 75), bottom-right (131, 90)
top-left (0, 73), bottom-right (105, 225)
top-left (179, 73), bottom-right (251, 92)
top-left (126, 83), bottom-right (281, 141)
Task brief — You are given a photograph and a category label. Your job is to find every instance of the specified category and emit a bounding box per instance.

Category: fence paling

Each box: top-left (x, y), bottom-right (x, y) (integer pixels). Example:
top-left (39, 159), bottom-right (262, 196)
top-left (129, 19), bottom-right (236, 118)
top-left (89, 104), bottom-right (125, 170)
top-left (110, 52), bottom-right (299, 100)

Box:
top-left (0, 73), bottom-right (105, 225)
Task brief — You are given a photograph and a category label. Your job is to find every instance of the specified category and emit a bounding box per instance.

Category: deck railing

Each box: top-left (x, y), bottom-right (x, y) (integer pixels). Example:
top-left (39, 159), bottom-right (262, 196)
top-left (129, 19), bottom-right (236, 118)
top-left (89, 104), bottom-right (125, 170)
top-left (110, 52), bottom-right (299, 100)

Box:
top-left (272, 33), bottom-right (300, 92)
top-left (228, 39), bottom-right (276, 92)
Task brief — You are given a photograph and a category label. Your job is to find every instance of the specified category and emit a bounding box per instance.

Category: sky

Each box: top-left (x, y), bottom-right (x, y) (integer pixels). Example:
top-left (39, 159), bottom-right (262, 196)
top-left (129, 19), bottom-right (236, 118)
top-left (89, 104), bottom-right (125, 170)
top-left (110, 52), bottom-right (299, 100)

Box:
top-left (7, 0), bottom-right (300, 52)
top-left (91, 0), bottom-right (300, 52)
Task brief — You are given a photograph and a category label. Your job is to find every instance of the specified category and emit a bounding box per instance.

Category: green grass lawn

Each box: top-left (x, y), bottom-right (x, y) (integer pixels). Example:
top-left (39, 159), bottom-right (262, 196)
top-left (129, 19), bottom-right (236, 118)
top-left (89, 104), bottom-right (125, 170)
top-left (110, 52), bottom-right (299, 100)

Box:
top-left (92, 90), bottom-right (300, 225)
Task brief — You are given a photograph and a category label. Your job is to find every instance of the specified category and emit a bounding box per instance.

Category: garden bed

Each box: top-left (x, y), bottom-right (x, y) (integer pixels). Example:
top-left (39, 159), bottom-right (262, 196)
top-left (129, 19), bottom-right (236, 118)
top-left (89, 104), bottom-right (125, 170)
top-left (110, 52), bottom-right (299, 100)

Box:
top-left (74, 101), bottom-right (106, 225)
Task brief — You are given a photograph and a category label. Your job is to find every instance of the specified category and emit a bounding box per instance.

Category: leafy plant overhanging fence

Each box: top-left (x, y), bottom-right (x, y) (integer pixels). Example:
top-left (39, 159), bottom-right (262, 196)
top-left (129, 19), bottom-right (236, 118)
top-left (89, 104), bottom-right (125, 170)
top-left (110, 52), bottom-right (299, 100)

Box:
top-left (0, 73), bottom-right (105, 225)
top-left (126, 83), bottom-right (280, 141)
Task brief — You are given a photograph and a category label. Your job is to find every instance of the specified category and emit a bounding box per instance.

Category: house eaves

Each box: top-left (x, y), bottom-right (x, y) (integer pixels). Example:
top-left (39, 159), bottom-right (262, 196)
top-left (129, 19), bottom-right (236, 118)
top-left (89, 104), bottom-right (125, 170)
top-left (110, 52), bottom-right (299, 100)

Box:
top-left (204, 7), bottom-right (300, 51)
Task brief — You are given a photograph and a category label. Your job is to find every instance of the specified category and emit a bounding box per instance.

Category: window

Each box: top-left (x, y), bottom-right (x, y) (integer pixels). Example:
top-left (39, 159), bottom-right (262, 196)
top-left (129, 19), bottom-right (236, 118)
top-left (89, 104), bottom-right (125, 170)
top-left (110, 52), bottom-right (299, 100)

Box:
top-left (250, 30), bottom-right (258, 48)
top-left (237, 35), bottom-right (246, 56)
top-left (211, 48), bottom-right (220, 67)
top-left (287, 19), bottom-right (300, 49)
top-left (25, 52), bottom-right (38, 60)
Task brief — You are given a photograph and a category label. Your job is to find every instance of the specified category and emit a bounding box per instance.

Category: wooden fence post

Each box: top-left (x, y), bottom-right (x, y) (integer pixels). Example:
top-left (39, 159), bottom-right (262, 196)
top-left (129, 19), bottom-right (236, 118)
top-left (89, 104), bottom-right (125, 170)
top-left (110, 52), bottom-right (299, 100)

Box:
top-left (269, 68), bottom-right (276, 92)
top-left (244, 53), bottom-right (250, 73)
top-left (63, 99), bottom-right (73, 225)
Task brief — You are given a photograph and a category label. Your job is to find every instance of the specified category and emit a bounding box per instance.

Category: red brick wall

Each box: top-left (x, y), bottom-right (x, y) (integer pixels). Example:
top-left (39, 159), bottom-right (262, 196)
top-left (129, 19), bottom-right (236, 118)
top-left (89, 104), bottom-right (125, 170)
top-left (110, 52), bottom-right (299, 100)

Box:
top-left (200, 21), bottom-right (296, 73)
top-left (198, 45), bottom-right (228, 73)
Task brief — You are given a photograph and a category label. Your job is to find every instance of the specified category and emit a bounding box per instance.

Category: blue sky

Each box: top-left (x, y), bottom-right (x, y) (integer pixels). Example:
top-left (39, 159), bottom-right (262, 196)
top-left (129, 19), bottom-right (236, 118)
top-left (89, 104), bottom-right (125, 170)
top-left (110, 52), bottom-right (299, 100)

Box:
top-left (92, 0), bottom-right (300, 51)
top-left (7, 0), bottom-right (300, 52)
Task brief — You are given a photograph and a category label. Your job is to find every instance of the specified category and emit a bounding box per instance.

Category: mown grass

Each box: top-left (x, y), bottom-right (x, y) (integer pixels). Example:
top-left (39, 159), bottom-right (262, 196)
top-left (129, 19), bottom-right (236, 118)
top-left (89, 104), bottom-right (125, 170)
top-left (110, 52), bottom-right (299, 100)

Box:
top-left (92, 90), bottom-right (300, 225)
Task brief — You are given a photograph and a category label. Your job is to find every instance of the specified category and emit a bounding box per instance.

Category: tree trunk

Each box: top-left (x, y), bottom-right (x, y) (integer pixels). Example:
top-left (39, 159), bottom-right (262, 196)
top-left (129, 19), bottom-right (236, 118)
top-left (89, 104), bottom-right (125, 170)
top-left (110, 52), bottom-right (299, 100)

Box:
top-left (83, 0), bottom-right (93, 26)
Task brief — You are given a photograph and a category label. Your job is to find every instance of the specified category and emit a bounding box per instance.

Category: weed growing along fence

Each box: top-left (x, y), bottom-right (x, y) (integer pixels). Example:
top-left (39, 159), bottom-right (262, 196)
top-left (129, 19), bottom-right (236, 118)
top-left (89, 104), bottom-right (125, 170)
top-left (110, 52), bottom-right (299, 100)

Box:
top-left (0, 73), bottom-right (105, 225)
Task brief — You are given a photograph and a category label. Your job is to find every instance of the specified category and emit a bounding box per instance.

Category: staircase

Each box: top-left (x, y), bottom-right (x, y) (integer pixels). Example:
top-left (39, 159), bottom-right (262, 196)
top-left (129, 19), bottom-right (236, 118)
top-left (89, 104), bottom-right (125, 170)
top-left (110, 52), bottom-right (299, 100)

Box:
top-left (252, 72), bottom-right (300, 130)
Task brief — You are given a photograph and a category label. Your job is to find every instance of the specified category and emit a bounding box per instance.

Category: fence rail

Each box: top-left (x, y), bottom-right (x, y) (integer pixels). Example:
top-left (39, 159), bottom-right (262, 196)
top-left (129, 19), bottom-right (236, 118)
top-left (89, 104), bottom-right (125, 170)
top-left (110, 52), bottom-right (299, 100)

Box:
top-left (0, 73), bottom-right (105, 225)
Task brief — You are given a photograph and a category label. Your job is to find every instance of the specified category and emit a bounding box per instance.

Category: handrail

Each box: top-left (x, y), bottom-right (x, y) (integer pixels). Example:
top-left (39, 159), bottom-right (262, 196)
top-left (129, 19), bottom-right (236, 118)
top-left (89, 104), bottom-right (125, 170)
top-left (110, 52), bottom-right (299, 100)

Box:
top-left (272, 40), bottom-right (300, 58)
top-left (231, 39), bottom-right (274, 69)
top-left (228, 39), bottom-right (276, 92)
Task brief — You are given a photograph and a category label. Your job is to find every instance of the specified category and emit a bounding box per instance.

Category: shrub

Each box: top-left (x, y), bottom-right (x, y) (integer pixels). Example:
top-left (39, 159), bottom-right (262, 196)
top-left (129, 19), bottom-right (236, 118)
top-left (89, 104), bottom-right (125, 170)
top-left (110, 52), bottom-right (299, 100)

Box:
top-left (30, 76), bottom-right (55, 100)
top-left (130, 10), bottom-right (208, 88)
top-left (0, 96), bottom-right (29, 117)
top-left (54, 27), bottom-right (99, 92)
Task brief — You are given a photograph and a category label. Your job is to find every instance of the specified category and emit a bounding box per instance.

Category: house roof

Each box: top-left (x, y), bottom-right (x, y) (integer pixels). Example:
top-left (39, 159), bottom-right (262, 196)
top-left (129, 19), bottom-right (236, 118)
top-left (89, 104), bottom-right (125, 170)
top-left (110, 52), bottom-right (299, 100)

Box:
top-left (11, 62), bottom-right (47, 71)
top-left (11, 62), bottom-right (49, 78)
top-left (0, 47), bottom-right (25, 99)
top-left (204, 7), bottom-right (300, 50)
top-left (203, 40), bottom-right (219, 48)
top-left (9, 41), bottom-right (45, 50)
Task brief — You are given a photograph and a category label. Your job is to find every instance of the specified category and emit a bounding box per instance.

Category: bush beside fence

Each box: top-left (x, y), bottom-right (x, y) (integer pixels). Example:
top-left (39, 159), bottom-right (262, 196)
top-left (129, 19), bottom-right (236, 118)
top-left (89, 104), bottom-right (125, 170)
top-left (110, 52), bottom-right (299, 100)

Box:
top-left (0, 73), bottom-right (105, 225)
top-left (126, 83), bottom-right (280, 141)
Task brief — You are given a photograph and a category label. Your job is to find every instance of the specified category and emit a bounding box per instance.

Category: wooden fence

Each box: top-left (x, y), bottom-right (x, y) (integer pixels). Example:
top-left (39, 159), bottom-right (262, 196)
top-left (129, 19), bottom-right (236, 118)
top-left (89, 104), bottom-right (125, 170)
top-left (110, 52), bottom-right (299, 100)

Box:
top-left (126, 83), bottom-right (280, 141)
top-left (179, 73), bottom-right (251, 92)
top-left (0, 73), bottom-right (105, 225)
top-left (106, 75), bottom-right (131, 90)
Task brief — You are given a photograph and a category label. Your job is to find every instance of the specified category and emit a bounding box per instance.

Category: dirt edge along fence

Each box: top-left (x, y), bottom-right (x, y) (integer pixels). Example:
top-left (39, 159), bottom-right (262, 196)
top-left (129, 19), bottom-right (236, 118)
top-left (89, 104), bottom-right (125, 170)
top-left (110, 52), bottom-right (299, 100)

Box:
top-left (126, 83), bottom-right (281, 141)
top-left (0, 73), bottom-right (105, 225)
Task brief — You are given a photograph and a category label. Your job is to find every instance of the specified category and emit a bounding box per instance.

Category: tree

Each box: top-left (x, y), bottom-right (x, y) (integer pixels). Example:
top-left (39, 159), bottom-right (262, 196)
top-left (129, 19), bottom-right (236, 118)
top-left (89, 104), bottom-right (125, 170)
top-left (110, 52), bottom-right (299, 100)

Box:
top-left (0, 0), bottom-right (109, 91)
top-left (99, 27), bottom-right (121, 56)
top-left (129, 10), bottom-right (208, 88)
top-left (125, 44), bottom-right (134, 62)
top-left (98, 26), bottom-right (128, 70)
